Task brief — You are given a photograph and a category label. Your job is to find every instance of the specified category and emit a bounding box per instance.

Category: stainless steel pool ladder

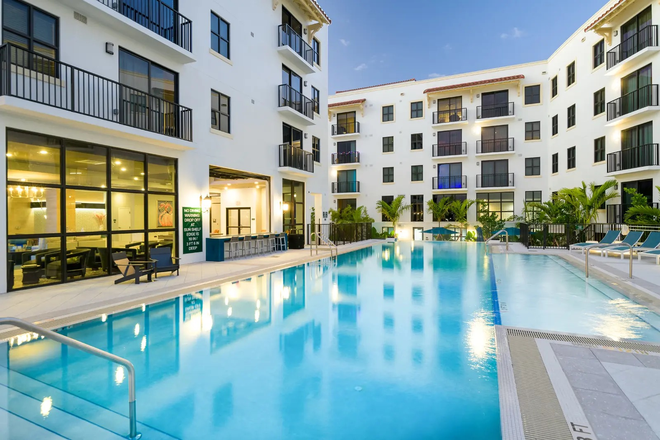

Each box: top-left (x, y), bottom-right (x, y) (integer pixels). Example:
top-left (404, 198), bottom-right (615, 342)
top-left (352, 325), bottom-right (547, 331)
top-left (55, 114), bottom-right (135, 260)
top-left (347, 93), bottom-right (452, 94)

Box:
top-left (486, 230), bottom-right (509, 251)
top-left (313, 233), bottom-right (338, 259)
top-left (584, 243), bottom-right (633, 279)
top-left (0, 317), bottom-right (142, 440)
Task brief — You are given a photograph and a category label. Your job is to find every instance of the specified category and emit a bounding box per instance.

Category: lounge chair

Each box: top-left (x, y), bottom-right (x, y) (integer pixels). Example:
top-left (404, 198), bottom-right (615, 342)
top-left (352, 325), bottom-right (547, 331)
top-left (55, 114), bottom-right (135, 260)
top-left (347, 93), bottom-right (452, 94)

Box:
top-left (112, 252), bottom-right (154, 284)
top-left (569, 230), bottom-right (620, 254)
top-left (598, 231), bottom-right (644, 257)
top-left (149, 247), bottom-right (180, 279)
top-left (604, 231), bottom-right (660, 259)
top-left (639, 249), bottom-right (660, 264)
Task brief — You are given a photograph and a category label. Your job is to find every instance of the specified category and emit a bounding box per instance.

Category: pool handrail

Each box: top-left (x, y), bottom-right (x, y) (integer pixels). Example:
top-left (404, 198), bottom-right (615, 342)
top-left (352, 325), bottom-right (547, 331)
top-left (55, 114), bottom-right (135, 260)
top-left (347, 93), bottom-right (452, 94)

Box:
top-left (486, 229), bottom-right (509, 251)
top-left (315, 233), bottom-right (338, 259)
top-left (0, 317), bottom-right (142, 440)
top-left (585, 242), bottom-right (632, 279)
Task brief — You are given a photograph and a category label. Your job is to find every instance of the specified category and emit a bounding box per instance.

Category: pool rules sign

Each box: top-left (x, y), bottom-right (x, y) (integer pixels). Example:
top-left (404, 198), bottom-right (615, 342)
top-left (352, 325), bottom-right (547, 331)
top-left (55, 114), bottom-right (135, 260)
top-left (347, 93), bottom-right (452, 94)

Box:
top-left (182, 207), bottom-right (203, 254)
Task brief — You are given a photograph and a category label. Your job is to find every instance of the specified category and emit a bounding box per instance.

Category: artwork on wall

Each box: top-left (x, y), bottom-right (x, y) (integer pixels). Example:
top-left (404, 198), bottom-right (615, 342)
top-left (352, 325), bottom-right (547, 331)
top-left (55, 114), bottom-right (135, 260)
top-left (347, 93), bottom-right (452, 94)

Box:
top-left (158, 201), bottom-right (174, 227)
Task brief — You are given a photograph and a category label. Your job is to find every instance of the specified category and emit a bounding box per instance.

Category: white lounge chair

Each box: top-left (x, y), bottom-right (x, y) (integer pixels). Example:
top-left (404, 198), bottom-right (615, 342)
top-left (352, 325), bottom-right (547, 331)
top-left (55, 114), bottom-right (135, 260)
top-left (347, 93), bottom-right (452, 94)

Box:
top-left (604, 231), bottom-right (660, 259)
top-left (638, 249), bottom-right (660, 265)
top-left (569, 230), bottom-right (620, 254)
top-left (599, 231), bottom-right (644, 257)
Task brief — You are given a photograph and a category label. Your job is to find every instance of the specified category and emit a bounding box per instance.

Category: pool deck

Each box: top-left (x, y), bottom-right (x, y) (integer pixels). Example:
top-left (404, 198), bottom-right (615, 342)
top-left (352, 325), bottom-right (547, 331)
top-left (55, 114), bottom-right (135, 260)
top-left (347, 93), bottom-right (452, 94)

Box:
top-left (496, 326), bottom-right (660, 440)
top-left (0, 240), bottom-right (381, 339)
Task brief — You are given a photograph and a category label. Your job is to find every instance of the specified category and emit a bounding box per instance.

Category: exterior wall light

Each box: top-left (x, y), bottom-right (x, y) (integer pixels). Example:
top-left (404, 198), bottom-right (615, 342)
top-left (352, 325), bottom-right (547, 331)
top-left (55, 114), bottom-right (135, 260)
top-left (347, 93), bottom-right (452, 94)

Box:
top-left (201, 195), bottom-right (212, 212)
top-left (281, 202), bottom-right (290, 212)
top-left (105, 42), bottom-right (115, 55)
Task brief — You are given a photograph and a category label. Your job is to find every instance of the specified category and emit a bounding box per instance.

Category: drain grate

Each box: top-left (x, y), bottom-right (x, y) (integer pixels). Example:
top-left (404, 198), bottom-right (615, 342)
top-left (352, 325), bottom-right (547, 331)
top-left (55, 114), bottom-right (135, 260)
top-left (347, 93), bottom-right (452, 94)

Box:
top-left (507, 328), bottom-right (660, 353)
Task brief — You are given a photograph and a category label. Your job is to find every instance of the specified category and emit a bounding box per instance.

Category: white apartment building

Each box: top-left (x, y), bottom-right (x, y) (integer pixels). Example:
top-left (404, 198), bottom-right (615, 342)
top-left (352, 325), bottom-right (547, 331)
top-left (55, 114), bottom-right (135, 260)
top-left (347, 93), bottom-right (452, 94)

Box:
top-left (328, 0), bottom-right (660, 240)
top-left (0, 0), bottom-right (331, 292)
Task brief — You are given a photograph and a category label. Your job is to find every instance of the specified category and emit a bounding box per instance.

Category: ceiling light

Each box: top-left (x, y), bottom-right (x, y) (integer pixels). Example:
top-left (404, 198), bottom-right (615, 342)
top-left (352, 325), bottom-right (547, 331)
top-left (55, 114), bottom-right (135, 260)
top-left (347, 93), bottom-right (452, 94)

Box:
top-left (101, 184), bottom-right (107, 188)
top-left (133, 177), bottom-right (139, 181)
top-left (6, 153), bottom-right (12, 157)
top-left (39, 150), bottom-right (47, 155)
top-left (120, 167), bottom-right (126, 172)
top-left (20, 178), bottom-right (26, 182)
top-left (227, 183), bottom-right (231, 186)
top-left (115, 161), bottom-right (121, 165)
top-left (140, 172), bottom-right (145, 175)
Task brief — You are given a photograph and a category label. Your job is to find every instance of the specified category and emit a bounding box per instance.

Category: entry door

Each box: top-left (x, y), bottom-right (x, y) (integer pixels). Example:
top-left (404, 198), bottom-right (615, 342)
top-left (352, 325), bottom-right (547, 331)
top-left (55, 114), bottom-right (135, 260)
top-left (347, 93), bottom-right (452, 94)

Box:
top-left (227, 208), bottom-right (251, 235)
top-left (282, 65), bottom-right (303, 111)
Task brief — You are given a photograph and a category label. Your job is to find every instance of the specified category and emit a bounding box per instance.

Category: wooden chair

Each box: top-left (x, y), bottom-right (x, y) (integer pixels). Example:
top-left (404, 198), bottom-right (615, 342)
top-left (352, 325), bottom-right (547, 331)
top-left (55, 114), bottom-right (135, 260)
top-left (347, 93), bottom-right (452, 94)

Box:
top-left (111, 252), bottom-right (154, 285)
top-left (149, 247), bottom-right (180, 279)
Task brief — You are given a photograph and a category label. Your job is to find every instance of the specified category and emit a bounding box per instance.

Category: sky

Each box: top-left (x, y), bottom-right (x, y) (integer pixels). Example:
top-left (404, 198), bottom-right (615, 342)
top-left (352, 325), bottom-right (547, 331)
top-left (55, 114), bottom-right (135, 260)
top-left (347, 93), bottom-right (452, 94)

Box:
top-left (321, 0), bottom-right (609, 94)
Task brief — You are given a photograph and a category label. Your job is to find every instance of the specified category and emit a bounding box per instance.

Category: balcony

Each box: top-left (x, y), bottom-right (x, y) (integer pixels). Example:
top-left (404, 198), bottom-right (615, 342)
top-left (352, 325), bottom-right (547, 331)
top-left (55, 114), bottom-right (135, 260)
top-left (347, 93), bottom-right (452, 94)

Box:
top-left (0, 44), bottom-right (193, 144)
top-left (476, 138), bottom-right (515, 155)
top-left (58, 0), bottom-right (194, 63)
top-left (432, 142), bottom-right (467, 159)
top-left (607, 203), bottom-right (659, 223)
top-left (331, 151), bottom-right (360, 166)
top-left (331, 122), bottom-right (360, 137)
top-left (277, 24), bottom-right (316, 74)
top-left (432, 176), bottom-right (467, 191)
top-left (606, 144), bottom-right (660, 175)
top-left (332, 181), bottom-right (360, 194)
top-left (278, 84), bottom-right (315, 125)
top-left (476, 102), bottom-right (514, 120)
top-left (432, 108), bottom-right (467, 126)
top-left (278, 144), bottom-right (314, 176)
top-left (606, 25), bottom-right (659, 75)
top-left (476, 173), bottom-right (514, 189)
top-left (606, 84), bottom-right (659, 125)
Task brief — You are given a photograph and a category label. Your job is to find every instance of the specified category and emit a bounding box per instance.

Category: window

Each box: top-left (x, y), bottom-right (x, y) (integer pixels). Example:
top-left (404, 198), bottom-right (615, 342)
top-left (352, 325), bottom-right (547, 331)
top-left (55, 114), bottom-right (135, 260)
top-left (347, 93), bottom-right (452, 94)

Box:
top-left (480, 125), bottom-right (509, 153)
top-left (551, 76), bottom-right (558, 98)
top-left (312, 37), bottom-right (320, 65)
top-left (382, 167), bottom-right (394, 183)
top-left (336, 111), bottom-right (356, 134)
top-left (337, 198), bottom-right (356, 211)
top-left (382, 136), bottom-right (394, 153)
top-left (480, 160), bottom-right (509, 188)
top-left (411, 133), bottom-right (423, 150)
top-left (524, 85), bottom-right (541, 105)
top-left (312, 136), bottom-right (321, 163)
top-left (593, 40), bottom-right (604, 68)
top-left (525, 191), bottom-right (542, 221)
top-left (410, 101), bottom-right (423, 119)
top-left (382, 105), bottom-right (394, 122)
top-left (211, 90), bottom-right (230, 133)
top-left (567, 146), bottom-right (576, 169)
top-left (436, 96), bottom-right (464, 123)
top-left (211, 12), bottom-right (230, 59)
top-left (411, 195), bottom-right (424, 222)
top-left (552, 115), bottom-right (559, 136)
top-left (594, 137), bottom-right (605, 163)
top-left (282, 123), bottom-right (302, 148)
top-left (567, 61), bottom-right (576, 86)
top-left (567, 104), bottom-right (576, 128)
top-left (593, 88), bottom-right (605, 116)
top-left (525, 122), bottom-right (540, 140)
top-left (525, 157), bottom-right (541, 176)
top-left (552, 153), bottom-right (559, 173)
top-left (411, 165), bottom-right (423, 182)
top-left (311, 86), bottom-right (320, 113)
top-left (437, 163), bottom-right (463, 189)
top-left (476, 192), bottom-right (514, 220)
top-left (381, 196), bottom-right (393, 221)
top-left (480, 90), bottom-right (510, 118)
top-left (432, 194), bottom-right (466, 221)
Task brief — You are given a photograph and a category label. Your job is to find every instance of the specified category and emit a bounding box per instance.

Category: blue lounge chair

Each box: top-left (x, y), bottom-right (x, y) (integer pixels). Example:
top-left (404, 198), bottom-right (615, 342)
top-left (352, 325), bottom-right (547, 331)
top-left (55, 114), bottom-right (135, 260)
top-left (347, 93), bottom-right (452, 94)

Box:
top-left (639, 249), bottom-right (660, 264)
top-left (605, 231), bottom-right (660, 259)
top-left (569, 230), bottom-right (620, 254)
top-left (599, 231), bottom-right (644, 257)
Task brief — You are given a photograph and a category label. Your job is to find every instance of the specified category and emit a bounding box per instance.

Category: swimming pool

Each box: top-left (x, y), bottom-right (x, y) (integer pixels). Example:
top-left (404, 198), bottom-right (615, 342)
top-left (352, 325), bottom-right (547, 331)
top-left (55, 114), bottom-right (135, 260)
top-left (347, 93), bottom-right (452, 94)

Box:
top-left (2, 242), bottom-right (660, 439)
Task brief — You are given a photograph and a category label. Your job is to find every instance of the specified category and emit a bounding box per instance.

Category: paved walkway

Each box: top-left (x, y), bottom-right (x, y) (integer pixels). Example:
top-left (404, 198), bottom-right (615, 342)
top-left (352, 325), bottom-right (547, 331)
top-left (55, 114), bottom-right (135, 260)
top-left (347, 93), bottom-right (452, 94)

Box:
top-left (0, 240), bottom-right (380, 333)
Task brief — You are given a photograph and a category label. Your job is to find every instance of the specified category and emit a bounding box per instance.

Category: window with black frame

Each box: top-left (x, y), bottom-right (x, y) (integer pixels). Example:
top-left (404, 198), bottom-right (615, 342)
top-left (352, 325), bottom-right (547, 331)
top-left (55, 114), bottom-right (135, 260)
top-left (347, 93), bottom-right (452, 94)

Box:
top-left (567, 146), bottom-right (576, 169)
top-left (432, 194), bottom-right (466, 221)
top-left (552, 153), bottom-right (559, 173)
top-left (476, 192), bottom-right (514, 220)
top-left (552, 115), bottom-right (559, 136)
top-left (312, 136), bottom-right (321, 163)
top-left (211, 90), bottom-right (230, 133)
top-left (381, 196), bottom-right (393, 221)
top-left (410, 101), bottom-right (423, 119)
top-left (336, 111), bottom-right (356, 134)
top-left (551, 76), bottom-right (558, 98)
top-left (593, 88), bottom-right (605, 116)
top-left (480, 160), bottom-right (509, 188)
top-left (594, 137), bottom-right (605, 163)
top-left (481, 90), bottom-right (509, 118)
top-left (383, 167), bottom-right (394, 183)
top-left (524, 85), bottom-right (540, 105)
top-left (312, 87), bottom-right (320, 114)
top-left (411, 165), bottom-right (423, 182)
top-left (211, 12), bottom-right (230, 59)
top-left (525, 122), bottom-right (540, 140)
top-left (410, 195), bottom-right (424, 222)
top-left (382, 136), bottom-right (394, 153)
top-left (382, 105), bottom-right (394, 122)
top-left (313, 38), bottom-right (320, 65)
top-left (567, 61), bottom-right (576, 86)
top-left (567, 104), bottom-right (576, 128)
top-left (593, 40), bottom-right (604, 68)
top-left (437, 163), bottom-right (463, 189)
top-left (480, 125), bottom-right (509, 153)
top-left (525, 157), bottom-right (540, 176)
top-left (411, 133), bottom-right (423, 150)
top-left (525, 191), bottom-right (542, 221)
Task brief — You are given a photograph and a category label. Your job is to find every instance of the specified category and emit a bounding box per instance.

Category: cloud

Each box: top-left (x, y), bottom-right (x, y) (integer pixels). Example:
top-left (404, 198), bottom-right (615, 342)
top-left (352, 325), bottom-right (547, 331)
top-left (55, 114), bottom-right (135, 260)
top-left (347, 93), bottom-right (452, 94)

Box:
top-left (428, 73), bottom-right (444, 78)
top-left (340, 39), bottom-right (350, 47)
top-left (354, 63), bottom-right (368, 71)
top-left (501, 27), bottom-right (524, 39)
top-left (443, 43), bottom-right (452, 51)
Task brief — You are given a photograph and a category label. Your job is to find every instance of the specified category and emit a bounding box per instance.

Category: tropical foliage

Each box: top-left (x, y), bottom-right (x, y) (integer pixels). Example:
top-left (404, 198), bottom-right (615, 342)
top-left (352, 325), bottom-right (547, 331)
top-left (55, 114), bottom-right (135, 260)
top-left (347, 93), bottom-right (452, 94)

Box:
top-left (376, 195), bottom-right (410, 234)
top-left (624, 186), bottom-right (660, 225)
top-left (328, 205), bottom-right (374, 224)
top-left (477, 202), bottom-right (505, 239)
top-left (426, 197), bottom-right (453, 226)
top-left (449, 199), bottom-right (476, 240)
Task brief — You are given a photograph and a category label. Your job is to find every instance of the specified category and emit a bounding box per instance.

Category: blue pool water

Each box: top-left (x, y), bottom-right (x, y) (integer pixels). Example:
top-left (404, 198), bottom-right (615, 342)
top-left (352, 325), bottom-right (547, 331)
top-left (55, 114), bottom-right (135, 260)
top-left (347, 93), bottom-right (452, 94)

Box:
top-left (3, 242), bottom-right (660, 439)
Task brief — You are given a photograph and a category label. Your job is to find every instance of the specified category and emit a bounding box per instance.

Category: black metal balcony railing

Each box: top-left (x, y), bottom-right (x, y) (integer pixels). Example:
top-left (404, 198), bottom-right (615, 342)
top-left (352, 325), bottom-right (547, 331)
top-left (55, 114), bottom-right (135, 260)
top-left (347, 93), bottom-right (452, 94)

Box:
top-left (433, 108), bottom-right (467, 124)
top-left (607, 203), bottom-right (660, 223)
top-left (607, 25), bottom-right (659, 69)
top-left (278, 84), bottom-right (314, 120)
top-left (331, 151), bottom-right (360, 164)
top-left (606, 144), bottom-right (659, 173)
top-left (432, 175), bottom-right (467, 190)
top-left (278, 24), bottom-right (315, 67)
top-left (477, 138), bottom-right (515, 154)
top-left (606, 84), bottom-right (659, 121)
top-left (332, 181), bottom-right (360, 193)
top-left (476, 173), bottom-right (514, 188)
top-left (476, 102), bottom-right (514, 119)
top-left (432, 142), bottom-right (467, 157)
top-left (332, 122), bottom-right (360, 136)
top-left (279, 144), bottom-right (314, 173)
top-left (98, 0), bottom-right (193, 52)
top-left (0, 44), bottom-right (193, 141)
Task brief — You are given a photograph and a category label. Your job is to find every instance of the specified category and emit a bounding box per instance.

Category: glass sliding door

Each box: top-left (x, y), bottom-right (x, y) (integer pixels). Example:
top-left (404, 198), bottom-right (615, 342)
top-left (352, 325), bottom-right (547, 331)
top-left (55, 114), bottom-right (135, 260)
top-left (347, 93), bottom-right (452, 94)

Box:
top-left (336, 112), bottom-right (356, 134)
top-left (480, 125), bottom-right (509, 153)
top-left (437, 163), bottom-right (462, 189)
top-left (481, 91), bottom-right (509, 118)
top-left (437, 129), bottom-right (463, 156)
top-left (226, 208), bottom-right (251, 235)
top-left (621, 6), bottom-right (652, 59)
top-left (481, 159), bottom-right (509, 187)
top-left (282, 179), bottom-right (304, 236)
top-left (437, 97), bottom-right (463, 122)
top-left (337, 169), bottom-right (357, 193)
top-left (621, 121), bottom-right (654, 169)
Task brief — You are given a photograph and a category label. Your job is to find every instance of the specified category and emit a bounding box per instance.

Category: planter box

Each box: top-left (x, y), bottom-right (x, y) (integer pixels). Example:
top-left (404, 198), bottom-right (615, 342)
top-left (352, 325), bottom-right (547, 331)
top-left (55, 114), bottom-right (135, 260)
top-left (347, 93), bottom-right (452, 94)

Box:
top-left (288, 234), bottom-right (305, 249)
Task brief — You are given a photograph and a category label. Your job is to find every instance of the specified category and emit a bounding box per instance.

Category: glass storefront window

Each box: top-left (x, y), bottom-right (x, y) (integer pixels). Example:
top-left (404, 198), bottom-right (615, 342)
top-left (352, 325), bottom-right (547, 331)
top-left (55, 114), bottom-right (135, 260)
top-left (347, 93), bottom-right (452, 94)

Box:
top-left (59, 235), bottom-right (108, 280)
top-left (65, 189), bottom-right (107, 233)
top-left (111, 192), bottom-right (144, 231)
top-left (7, 131), bottom-right (61, 184)
top-left (65, 142), bottom-right (107, 188)
top-left (148, 194), bottom-right (175, 229)
top-left (148, 230), bottom-right (176, 255)
top-left (8, 187), bottom-right (60, 235)
top-left (111, 150), bottom-right (145, 190)
top-left (112, 233), bottom-right (146, 260)
top-left (148, 156), bottom-right (176, 193)
top-left (8, 238), bottom-right (63, 290)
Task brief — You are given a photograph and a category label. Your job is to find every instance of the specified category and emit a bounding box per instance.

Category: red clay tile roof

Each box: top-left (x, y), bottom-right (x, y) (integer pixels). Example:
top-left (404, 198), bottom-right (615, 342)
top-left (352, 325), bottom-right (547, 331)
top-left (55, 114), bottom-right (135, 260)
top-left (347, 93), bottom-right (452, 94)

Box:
top-left (423, 75), bottom-right (525, 94)
top-left (310, 0), bottom-right (332, 24)
top-left (584, 0), bottom-right (626, 32)
top-left (336, 79), bottom-right (416, 94)
top-left (329, 99), bottom-right (366, 108)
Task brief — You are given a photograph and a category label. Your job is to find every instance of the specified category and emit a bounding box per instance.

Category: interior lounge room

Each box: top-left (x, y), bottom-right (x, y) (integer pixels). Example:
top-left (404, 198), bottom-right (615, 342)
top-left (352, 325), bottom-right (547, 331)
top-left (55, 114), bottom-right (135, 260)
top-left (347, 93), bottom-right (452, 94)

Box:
top-left (6, 130), bottom-right (178, 291)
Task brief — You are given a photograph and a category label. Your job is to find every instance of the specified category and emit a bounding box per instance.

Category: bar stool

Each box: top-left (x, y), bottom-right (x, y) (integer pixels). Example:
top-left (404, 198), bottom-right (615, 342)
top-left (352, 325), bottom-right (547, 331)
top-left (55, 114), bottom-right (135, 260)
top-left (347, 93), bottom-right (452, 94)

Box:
top-left (268, 234), bottom-right (277, 253)
top-left (246, 237), bottom-right (258, 256)
top-left (276, 233), bottom-right (287, 251)
top-left (257, 235), bottom-right (267, 254)
top-left (229, 236), bottom-right (243, 259)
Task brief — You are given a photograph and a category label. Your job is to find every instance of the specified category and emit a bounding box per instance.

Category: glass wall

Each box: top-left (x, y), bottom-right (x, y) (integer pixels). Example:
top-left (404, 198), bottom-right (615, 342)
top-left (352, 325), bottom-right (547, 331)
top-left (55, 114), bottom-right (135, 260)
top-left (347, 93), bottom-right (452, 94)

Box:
top-left (6, 130), bottom-right (178, 291)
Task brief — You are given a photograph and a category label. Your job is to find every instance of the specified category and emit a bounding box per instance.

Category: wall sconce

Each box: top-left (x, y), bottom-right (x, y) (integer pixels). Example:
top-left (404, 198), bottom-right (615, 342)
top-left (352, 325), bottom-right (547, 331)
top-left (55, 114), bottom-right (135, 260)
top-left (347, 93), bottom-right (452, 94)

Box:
top-left (280, 202), bottom-right (290, 212)
top-left (201, 194), bottom-right (212, 212)
top-left (105, 42), bottom-right (114, 55)
top-left (304, 133), bottom-right (308, 139)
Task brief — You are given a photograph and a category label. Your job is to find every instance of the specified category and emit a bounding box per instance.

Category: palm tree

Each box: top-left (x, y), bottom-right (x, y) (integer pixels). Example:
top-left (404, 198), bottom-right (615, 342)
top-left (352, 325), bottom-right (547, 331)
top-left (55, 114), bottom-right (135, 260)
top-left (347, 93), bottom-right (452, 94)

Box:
top-left (426, 197), bottom-right (453, 226)
top-left (558, 180), bottom-right (619, 224)
top-left (351, 206), bottom-right (375, 224)
top-left (376, 195), bottom-right (410, 235)
top-left (624, 185), bottom-right (660, 225)
top-left (449, 199), bottom-right (476, 240)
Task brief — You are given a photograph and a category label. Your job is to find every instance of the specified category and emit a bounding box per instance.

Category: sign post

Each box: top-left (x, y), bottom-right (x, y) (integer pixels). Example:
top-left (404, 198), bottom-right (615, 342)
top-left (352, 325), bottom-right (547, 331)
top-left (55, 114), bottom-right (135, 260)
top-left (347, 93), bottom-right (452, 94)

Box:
top-left (182, 207), bottom-right (203, 254)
